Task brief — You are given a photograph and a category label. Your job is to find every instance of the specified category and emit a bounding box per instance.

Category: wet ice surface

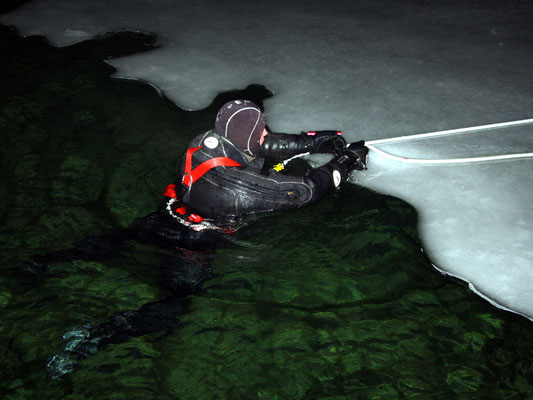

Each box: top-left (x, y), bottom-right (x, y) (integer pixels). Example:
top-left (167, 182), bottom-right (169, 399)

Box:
top-left (355, 154), bottom-right (533, 318)
top-left (2, 0), bottom-right (532, 319)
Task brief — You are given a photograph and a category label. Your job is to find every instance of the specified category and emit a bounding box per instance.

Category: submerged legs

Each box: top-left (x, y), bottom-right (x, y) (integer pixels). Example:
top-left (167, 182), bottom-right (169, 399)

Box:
top-left (18, 210), bottom-right (222, 378)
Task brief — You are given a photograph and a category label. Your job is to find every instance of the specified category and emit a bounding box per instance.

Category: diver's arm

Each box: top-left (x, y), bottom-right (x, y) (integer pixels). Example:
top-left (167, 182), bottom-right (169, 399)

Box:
top-left (260, 131), bottom-right (346, 160)
top-left (260, 132), bottom-right (313, 159)
top-left (201, 141), bottom-right (368, 215)
top-left (303, 141), bottom-right (369, 202)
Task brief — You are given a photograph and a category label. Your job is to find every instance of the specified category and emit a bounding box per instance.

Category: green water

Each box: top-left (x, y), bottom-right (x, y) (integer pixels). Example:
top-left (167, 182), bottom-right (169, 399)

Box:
top-left (1, 25), bottom-right (532, 399)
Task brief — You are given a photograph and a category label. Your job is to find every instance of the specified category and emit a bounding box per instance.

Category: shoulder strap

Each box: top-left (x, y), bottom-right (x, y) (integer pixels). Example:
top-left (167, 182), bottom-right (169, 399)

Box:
top-left (182, 146), bottom-right (242, 188)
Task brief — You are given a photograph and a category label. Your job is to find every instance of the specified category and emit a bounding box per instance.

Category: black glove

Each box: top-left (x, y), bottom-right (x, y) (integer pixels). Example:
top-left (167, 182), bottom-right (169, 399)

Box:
top-left (328, 140), bottom-right (368, 179)
top-left (344, 140), bottom-right (368, 170)
top-left (302, 130), bottom-right (347, 155)
top-left (307, 139), bottom-right (368, 191)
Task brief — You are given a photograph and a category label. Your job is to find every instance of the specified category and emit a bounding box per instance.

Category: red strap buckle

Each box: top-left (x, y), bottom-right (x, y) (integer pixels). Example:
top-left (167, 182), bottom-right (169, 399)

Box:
top-left (175, 206), bottom-right (187, 215)
top-left (188, 214), bottom-right (204, 223)
top-left (169, 199), bottom-right (206, 223)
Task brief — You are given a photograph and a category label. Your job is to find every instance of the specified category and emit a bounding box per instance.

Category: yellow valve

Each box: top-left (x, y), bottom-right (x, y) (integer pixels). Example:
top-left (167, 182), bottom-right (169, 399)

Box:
top-left (273, 163), bottom-right (285, 172)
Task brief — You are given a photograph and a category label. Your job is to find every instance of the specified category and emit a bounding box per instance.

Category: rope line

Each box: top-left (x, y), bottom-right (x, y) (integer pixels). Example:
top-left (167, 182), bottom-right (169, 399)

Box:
top-left (368, 145), bottom-right (533, 164)
top-left (366, 118), bottom-right (533, 146)
top-left (364, 117), bottom-right (533, 165)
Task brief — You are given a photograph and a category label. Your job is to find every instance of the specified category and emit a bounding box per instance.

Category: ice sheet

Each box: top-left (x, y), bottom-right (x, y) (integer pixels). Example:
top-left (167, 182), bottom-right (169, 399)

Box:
top-left (354, 145), bottom-right (533, 319)
top-left (2, 0), bottom-right (532, 319)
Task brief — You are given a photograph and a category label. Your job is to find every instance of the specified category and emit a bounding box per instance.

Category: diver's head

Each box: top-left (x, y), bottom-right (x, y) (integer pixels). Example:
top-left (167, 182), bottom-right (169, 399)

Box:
top-left (215, 100), bottom-right (266, 157)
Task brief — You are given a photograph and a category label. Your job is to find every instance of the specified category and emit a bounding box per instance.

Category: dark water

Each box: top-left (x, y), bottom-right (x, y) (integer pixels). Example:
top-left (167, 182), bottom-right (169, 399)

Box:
top-left (1, 25), bottom-right (533, 399)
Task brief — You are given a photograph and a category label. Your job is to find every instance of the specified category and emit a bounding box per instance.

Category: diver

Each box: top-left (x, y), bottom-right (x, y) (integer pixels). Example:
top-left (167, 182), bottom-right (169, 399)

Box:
top-left (19, 100), bottom-right (368, 378)
top-left (167, 99), bottom-right (368, 223)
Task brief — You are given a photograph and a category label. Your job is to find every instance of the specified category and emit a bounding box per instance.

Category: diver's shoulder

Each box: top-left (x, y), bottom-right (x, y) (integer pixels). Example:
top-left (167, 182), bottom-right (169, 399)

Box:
top-left (189, 130), bottom-right (263, 167)
top-left (187, 130), bottom-right (213, 147)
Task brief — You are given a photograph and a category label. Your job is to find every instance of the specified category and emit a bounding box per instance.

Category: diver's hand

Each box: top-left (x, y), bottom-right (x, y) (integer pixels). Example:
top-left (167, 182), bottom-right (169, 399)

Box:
top-left (344, 140), bottom-right (368, 170)
top-left (328, 140), bottom-right (368, 180)
top-left (302, 130), bottom-right (347, 155)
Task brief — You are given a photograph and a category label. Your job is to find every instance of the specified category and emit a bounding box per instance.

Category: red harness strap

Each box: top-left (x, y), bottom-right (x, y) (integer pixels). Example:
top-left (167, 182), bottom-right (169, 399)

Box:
top-left (182, 146), bottom-right (242, 188)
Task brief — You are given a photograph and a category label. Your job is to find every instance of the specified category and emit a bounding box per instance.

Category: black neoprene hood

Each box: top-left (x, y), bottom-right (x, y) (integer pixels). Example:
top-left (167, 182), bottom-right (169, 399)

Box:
top-left (214, 100), bottom-right (266, 156)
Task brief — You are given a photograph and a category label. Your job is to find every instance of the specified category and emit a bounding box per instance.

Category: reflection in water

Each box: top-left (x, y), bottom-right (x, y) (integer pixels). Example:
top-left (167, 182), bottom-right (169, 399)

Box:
top-left (1, 26), bottom-right (533, 399)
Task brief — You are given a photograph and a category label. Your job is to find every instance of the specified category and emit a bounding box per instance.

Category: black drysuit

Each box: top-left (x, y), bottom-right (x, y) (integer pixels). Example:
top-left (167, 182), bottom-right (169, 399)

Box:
top-left (176, 130), bottom-right (340, 219)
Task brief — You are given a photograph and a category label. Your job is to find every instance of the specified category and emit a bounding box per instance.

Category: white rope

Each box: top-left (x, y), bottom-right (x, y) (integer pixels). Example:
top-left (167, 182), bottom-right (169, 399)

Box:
top-left (281, 152), bottom-right (310, 167)
top-left (368, 145), bottom-right (533, 164)
top-left (366, 118), bottom-right (533, 146)
top-left (364, 117), bottom-right (533, 165)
